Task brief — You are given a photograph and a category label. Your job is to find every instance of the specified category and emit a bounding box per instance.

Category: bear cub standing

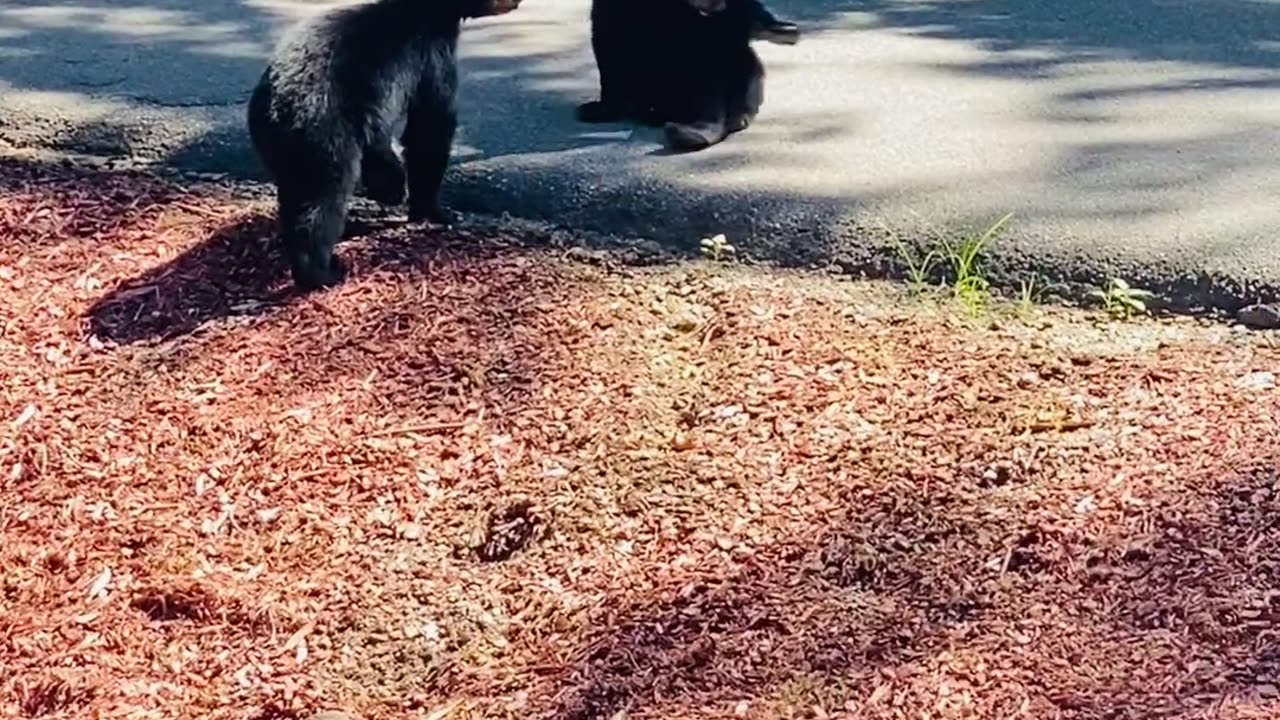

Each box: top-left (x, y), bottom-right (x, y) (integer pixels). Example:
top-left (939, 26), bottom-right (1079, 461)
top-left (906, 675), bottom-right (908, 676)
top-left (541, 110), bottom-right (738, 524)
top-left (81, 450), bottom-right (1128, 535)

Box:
top-left (579, 0), bottom-right (799, 151)
top-left (247, 0), bottom-right (521, 291)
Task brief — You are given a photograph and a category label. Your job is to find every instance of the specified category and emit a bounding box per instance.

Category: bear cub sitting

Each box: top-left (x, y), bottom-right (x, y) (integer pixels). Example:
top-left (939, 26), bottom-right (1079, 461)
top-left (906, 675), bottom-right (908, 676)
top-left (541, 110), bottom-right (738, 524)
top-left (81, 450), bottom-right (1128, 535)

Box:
top-left (579, 0), bottom-right (799, 151)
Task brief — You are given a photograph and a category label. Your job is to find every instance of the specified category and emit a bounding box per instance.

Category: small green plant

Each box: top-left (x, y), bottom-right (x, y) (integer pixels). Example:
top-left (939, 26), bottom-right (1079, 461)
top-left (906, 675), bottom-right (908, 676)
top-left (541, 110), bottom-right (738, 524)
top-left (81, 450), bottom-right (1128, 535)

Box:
top-left (1090, 277), bottom-right (1154, 318)
top-left (942, 212), bottom-right (1012, 315)
top-left (1016, 273), bottom-right (1043, 318)
top-left (887, 231), bottom-right (939, 293)
top-left (699, 233), bottom-right (736, 262)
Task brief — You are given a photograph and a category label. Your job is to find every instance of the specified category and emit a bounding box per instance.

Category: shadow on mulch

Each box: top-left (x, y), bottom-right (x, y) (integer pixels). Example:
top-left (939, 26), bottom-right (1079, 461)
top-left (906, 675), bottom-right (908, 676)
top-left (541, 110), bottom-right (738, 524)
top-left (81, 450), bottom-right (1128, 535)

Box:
top-left (82, 213), bottom-right (291, 344)
top-left (80, 204), bottom-right (455, 346)
top-left (536, 478), bottom-right (1003, 719)
top-left (535, 455), bottom-right (1280, 719)
top-left (0, 152), bottom-right (599, 437)
top-left (0, 156), bottom-right (301, 345)
top-left (0, 155), bottom-right (458, 347)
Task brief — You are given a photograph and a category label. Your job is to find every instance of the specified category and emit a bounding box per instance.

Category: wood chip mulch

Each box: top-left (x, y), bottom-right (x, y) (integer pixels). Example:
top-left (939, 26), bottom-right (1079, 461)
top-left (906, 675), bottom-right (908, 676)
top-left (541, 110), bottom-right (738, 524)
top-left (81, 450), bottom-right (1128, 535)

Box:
top-left (3, 157), bottom-right (1280, 720)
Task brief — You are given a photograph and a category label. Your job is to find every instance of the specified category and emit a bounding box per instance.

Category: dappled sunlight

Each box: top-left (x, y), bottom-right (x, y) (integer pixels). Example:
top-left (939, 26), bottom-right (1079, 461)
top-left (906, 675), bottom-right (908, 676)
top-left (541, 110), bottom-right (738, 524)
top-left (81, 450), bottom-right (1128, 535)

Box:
top-left (424, 0), bottom-right (1280, 314)
top-left (5, 0), bottom-right (1274, 267)
top-left (0, 3), bottom-right (273, 58)
top-left (2, 0), bottom-right (1280, 717)
top-left (0, 0), bottom-right (1276, 229)
top-left (6, 158), bottom-right (1280, 720)
top-left (438, 0), bottom-right (1280, 294)
top-left (854, 0), bottom-right (1280, 69)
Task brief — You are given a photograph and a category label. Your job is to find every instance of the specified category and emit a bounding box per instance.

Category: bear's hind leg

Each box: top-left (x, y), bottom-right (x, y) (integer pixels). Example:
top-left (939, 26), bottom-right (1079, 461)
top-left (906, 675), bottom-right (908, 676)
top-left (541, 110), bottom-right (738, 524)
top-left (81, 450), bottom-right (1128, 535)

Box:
top-left (662, 70), bottom-right (735, 152)
top-left (663, 94), bottom-right (730, 151)
top-left (726, 53), bottom-right (765, 134)
top-left (579, 23), bottom-right (642, 123)
top-left (577, 99), bottom-right (629, 123)
top-left (578, 54), bottom-right (635, 123)
top-left (403, 102), bottom-right (458, 226)
top-left (360, 138), bottom-right (407, 206)
top-left (663, 117), bottom-right (729, 150)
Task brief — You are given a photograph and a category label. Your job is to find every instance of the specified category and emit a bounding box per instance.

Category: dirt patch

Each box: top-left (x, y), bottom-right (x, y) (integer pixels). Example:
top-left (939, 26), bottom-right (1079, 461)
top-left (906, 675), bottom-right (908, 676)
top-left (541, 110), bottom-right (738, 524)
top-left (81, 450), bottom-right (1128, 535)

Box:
top-left (3, 158), bottom-right (1280, 720)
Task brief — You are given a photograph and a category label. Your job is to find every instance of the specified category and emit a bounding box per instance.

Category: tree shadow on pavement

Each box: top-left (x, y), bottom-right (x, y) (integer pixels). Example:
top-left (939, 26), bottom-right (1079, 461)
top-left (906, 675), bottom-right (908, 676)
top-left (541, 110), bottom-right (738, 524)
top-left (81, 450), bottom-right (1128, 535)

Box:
top-left (852, 0), bottom-right (1280, 71)
top-left (0, 0), bottom-right (872, 175)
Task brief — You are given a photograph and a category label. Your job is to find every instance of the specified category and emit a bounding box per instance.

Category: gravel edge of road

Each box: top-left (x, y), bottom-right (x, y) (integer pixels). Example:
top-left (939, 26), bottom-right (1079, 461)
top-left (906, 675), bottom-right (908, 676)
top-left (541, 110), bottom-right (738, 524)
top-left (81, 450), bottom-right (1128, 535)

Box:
top-left (4, 130), bottom-right (1278, 328)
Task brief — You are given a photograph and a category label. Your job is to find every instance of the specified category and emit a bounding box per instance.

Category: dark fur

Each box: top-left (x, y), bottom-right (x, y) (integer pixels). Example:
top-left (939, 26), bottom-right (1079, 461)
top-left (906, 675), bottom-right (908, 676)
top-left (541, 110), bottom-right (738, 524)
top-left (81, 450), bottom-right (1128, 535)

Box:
top-left (247, 0), bottom-right (520, 291)
top-left (578, 0), bottom-right (798, 151)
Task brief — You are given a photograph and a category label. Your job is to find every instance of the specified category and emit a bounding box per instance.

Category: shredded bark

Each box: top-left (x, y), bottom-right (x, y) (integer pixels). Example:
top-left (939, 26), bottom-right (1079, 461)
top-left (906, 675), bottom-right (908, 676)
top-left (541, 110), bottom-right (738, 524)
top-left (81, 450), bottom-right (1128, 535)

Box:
top-left (2, 157), bottom-right (1279, 720)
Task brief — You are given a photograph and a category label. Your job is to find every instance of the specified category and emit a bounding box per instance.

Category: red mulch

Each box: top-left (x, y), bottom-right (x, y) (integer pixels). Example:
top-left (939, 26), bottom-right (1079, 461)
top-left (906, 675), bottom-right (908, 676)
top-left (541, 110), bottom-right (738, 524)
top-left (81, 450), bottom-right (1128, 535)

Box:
top-left (2, 157), bottom-right (1280, 720)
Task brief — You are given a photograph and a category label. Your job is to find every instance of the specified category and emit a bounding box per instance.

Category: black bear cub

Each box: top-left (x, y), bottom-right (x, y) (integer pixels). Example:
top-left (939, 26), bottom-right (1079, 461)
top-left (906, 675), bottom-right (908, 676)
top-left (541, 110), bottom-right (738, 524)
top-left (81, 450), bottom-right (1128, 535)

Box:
top-left (579, 0), bottom-right (798, 151)
top-left (247, 0), bottom-right (521, 292)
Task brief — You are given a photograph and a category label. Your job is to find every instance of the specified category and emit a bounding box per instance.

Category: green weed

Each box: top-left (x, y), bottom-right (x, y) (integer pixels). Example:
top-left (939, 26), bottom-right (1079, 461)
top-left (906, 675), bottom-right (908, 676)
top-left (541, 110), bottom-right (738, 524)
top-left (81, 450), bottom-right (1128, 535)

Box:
top-left (1089, 277), bottom-right (1155, 319)
top-left (887, 230), bottom-right (939, 293)
top-left (941, 212), bottom-right (1012, 316)
top-left (1016, 273), bottom-right (1044, 320)
top-left (699, 233), bottom-right (736, 262)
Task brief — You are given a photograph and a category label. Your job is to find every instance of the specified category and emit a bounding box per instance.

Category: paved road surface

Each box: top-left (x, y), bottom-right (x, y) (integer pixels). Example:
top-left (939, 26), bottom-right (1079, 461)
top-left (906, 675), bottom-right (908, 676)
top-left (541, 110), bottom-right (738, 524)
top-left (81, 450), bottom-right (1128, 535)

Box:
top-left (2, 0), bottom-right (1279, 312)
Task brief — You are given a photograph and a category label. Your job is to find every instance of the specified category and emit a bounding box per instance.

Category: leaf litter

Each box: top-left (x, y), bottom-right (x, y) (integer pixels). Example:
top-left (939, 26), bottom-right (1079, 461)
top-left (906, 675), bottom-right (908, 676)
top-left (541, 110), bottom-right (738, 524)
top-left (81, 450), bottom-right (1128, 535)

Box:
top-left (2, 158), bottom-right (1280, 720)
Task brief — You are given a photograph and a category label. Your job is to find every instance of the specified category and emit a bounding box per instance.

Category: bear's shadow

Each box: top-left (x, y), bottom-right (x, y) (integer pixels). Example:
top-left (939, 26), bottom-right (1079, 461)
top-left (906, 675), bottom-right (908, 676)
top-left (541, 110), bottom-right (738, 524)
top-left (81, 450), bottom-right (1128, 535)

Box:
top-left (81, 203), bottom-right (432, 346)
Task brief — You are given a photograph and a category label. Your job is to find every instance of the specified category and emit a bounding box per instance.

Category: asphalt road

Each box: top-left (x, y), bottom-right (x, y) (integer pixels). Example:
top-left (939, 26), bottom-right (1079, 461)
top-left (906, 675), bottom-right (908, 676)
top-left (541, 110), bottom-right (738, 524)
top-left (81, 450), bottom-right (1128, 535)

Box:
top-left (2, 0), bottom-right (1279, 313)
